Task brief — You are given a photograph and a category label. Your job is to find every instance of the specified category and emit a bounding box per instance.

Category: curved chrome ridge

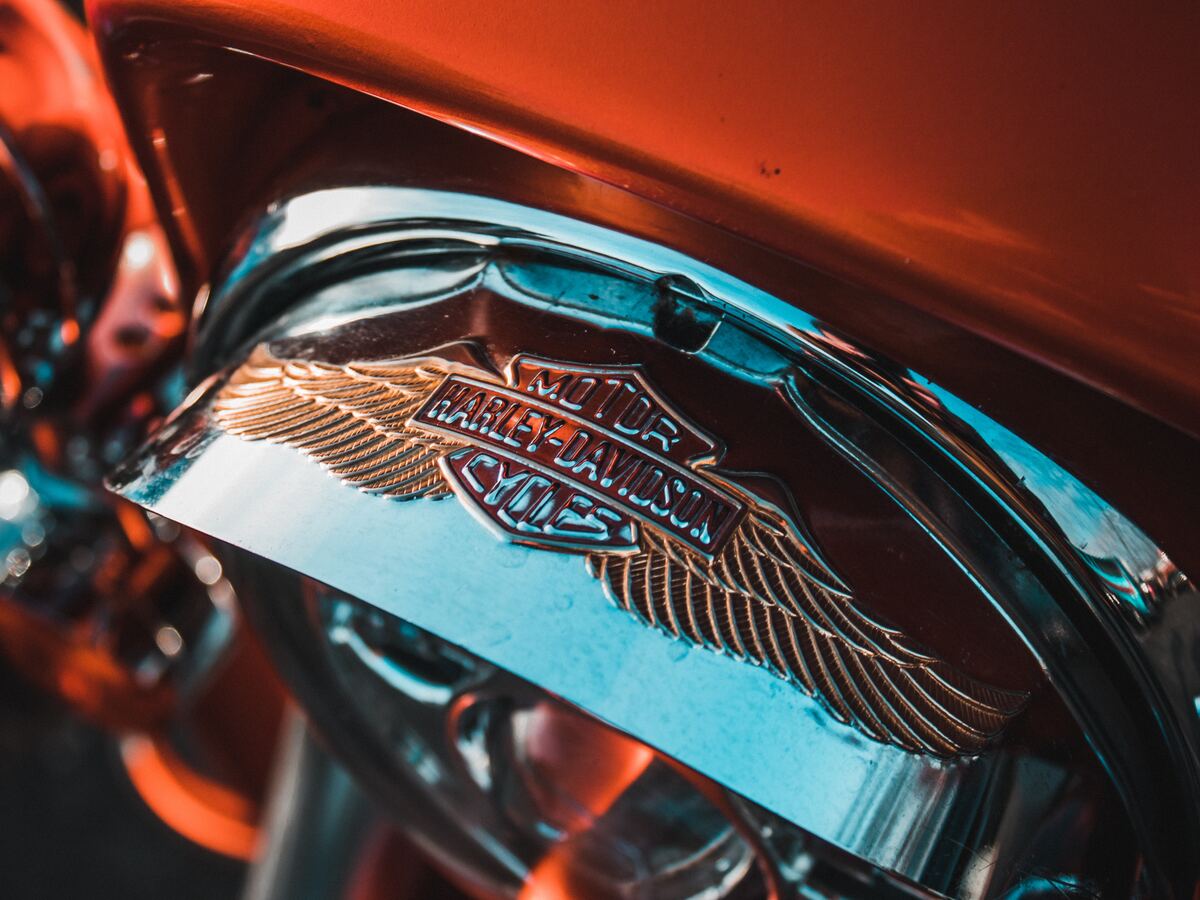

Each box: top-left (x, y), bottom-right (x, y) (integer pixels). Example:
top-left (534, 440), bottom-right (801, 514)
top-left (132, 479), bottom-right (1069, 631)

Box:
top-left (111, 187), bottom-right (1199, 895)
top-left (210, 343), bottom-right (1027, 757)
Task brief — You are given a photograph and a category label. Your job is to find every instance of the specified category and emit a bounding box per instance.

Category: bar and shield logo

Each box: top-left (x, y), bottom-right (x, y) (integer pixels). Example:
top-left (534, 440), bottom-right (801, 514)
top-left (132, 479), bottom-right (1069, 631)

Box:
top-left (411, 356), bottom-right (745, 556)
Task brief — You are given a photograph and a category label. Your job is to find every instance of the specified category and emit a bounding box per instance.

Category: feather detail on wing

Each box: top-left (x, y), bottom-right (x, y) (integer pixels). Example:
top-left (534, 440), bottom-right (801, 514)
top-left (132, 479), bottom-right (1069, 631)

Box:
top-left (212, 345), bottom-right (457, 501)
top-left (586, 503), bottom-right (1027, 756)
top-left (214, 344), bottom-right (1026, 756)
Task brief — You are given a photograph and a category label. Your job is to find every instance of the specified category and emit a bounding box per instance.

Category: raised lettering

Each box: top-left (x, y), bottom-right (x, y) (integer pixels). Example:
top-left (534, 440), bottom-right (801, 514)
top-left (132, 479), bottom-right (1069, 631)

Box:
top-left (571, 439), bottom-right (612, 482)
top-left (424, 382), bottom-right (471, 421)
top-left (614, 392), bottom-right (654, 436)
top-left (526, 369), bottom-right (571, 400)
top-left (526, 413), bottom-right (566, 453)
top-left (553, 429), bottom-right (592, 468)
top-left (641, 413), bottom-right (681, 453)
top-left (469, 395), bottom-right (510, 434)
top-left (444, 390), bottom-right (487, 428)
top-left (627, 466), bottom-right (665, 509)
top-left (690, 499), bottom-right (735, 549)
top-left (560, 375), bottom-right (598, 411)
top-left (594, 379), bottom-right (636, 422)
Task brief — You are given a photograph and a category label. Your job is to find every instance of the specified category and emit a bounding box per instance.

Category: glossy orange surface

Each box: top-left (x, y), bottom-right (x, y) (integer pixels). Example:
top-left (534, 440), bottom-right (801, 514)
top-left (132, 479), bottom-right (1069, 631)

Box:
top-left (87, 0), bottom-right (1199, 437)
top-left (0, 0), bottom-right (194, 733)
top-left (121, 734), bottom-right (259, 860)
top-left (1, 0), bottom-right (128, 399)
top-left (516, 704), bottom-right (655, 900)
top-left (1, 0), bottom-right (183, 430)
top-left (1, 5), bottom-right (284, 856)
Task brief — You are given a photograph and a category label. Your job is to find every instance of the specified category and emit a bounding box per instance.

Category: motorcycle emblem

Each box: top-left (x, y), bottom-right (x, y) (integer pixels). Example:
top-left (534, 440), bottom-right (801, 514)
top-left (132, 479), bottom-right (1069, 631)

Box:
top-left (414, 356), bottom-right (744, 556)
top-left (214, 344), bottom-right (1025, 756)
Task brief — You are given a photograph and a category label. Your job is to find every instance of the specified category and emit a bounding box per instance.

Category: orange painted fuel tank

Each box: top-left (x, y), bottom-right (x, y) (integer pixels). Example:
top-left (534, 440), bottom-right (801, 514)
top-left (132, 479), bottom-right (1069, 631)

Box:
top-left (85, 0), bottom-right (1199, 441)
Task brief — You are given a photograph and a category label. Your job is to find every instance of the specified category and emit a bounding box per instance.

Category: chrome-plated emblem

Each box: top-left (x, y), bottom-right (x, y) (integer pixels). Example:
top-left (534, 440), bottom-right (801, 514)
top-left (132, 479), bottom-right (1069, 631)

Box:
top-left (214, 344), bottom-right (1025, 755)
top-left (416, 355), bottom-right (744, 556)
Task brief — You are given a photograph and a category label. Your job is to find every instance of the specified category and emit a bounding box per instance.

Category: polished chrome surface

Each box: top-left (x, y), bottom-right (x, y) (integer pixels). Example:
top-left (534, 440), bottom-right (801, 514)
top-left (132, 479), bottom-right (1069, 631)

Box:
top-left (109, 187), bottom-right (1197, 895)
top-left (229, 566), bottom-right (1110, 899)
top-left (236, 574), bottom-right (776, 898)
top-left (120, 418), bottom-right (1002, 885)
top-left (242, 709), bottom-right (375, 900)
top-left (212, 343), bottom-right (1024, 756)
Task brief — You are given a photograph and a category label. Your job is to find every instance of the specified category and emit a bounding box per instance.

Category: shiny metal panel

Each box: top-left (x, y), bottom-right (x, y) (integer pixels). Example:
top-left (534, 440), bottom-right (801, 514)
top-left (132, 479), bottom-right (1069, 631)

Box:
top-left (118, 427), bottom-right (976, 870)
top-left (110, 187), bottom-right (1197, 895)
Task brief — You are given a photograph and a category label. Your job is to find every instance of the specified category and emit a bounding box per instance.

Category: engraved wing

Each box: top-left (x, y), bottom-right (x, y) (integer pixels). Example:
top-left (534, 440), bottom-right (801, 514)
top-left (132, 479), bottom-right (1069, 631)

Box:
top-left (214, 346), bottom-right (1025, 756)
top-left (586, 503), bottom-right (1026, 755)
top-left (213, 345), bottom-right (457, 500)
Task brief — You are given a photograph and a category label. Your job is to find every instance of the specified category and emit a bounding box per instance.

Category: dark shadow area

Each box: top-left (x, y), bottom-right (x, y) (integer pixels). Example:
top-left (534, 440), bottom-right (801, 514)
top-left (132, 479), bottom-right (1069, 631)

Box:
top-left (0, 661), bottom-right (245, 900)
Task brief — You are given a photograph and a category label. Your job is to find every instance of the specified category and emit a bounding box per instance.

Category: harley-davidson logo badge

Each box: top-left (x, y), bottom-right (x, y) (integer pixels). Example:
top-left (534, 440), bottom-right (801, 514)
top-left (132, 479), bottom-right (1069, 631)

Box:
top-left (213, 343), bottom-right (1026, 757)
top-left (412, 357), bottom-right (743, 556)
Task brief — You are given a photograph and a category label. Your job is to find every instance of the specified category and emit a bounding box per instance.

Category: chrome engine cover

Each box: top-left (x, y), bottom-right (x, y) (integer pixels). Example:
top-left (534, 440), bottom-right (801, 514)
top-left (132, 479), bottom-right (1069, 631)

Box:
top-left (108, 188), bottom-right (1199, 897)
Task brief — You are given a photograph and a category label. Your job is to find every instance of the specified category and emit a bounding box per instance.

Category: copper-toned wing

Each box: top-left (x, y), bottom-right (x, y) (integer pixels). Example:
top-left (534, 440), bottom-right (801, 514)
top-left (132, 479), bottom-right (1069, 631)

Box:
top-left (213, 345), bottom-right (457, 500)
top-left (586, 503), bottom-right (1027, 756)
top-left (215, 346), bottom-right (1024, 756)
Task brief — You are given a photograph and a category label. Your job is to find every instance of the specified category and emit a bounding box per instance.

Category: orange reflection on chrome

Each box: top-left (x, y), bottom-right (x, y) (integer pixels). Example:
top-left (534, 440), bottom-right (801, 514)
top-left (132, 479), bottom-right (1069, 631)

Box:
top-left (58, 317), bottom-right (79, 346)
top-left (121, 734), bottom-right (260, 860)
top-left (113, 496), bottom-right (155, 551)
top-left (0, 600), bottom-right (174, 727)
top-left (517, 703), bottom-right (655, 900)
top-left (0, 340), bottom-right (21, 410)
